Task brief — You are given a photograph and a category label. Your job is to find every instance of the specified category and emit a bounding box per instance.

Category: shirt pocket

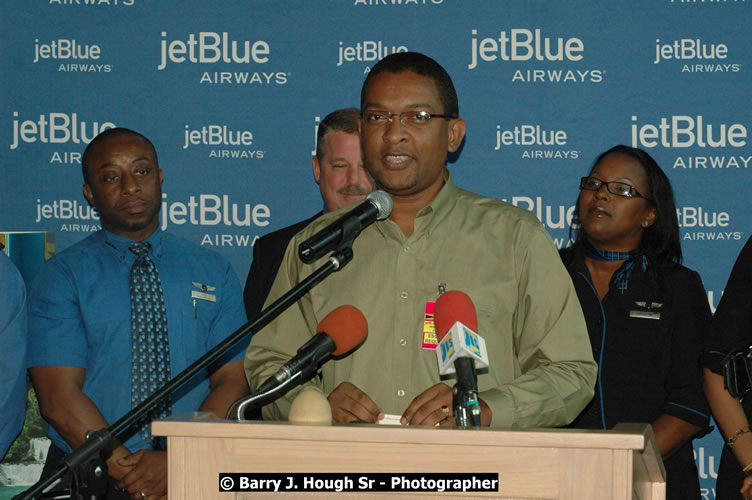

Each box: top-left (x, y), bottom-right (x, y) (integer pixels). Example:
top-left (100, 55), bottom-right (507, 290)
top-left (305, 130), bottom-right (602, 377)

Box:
top-left (617, 307), bottom-right (670, 371)
top-left (174, 299), bottom-right (212, 366)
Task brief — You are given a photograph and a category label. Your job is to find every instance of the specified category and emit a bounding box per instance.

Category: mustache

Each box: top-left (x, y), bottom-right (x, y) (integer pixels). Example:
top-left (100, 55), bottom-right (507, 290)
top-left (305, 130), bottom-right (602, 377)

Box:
top-left (337, 185), bottom-right (371, 196)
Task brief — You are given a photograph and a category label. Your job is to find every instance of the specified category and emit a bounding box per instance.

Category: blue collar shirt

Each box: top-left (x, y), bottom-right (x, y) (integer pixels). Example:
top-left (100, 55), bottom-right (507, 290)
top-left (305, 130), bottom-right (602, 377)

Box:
top-left (27, 228), bottom-right (248, 453)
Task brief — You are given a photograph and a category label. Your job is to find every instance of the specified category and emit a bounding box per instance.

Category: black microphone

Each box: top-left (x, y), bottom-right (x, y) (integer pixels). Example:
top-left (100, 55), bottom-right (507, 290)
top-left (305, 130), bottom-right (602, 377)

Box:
top-left (298, 190), bottom-right (392, 263)
top-left (254, 305), bottom-right (368, 398)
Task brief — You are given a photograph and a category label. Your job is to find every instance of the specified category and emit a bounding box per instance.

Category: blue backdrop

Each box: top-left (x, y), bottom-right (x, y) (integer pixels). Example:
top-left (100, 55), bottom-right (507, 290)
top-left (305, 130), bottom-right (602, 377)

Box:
top-left (3, 1), bottom-right (751, 497)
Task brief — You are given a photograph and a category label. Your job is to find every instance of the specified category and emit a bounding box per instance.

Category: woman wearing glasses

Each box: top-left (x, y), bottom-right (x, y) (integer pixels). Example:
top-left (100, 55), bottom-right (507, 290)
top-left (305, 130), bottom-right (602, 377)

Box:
top-left (560, 145), bottom-right (711, 500)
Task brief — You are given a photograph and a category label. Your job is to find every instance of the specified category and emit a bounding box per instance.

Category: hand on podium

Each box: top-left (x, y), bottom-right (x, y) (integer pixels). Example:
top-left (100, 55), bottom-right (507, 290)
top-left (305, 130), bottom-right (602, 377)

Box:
top-left (327, 381), bottom-right (383, 424)
top-left (402, 383), bottom-right (493, 427)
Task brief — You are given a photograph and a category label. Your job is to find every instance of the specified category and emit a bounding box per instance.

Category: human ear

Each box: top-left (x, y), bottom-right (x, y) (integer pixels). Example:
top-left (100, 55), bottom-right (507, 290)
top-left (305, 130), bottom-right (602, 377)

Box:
top-left (447, 118), bottom-right (466, 153)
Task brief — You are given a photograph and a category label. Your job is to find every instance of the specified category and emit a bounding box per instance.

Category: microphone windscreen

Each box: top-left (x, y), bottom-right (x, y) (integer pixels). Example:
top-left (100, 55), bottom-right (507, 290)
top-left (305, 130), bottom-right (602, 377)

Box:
top-left (317, 305), bottom-right (368, 356)
top-left (288, 386), bottom-right (332, 426)
top-left (434, 291), bottom-right (479, 340)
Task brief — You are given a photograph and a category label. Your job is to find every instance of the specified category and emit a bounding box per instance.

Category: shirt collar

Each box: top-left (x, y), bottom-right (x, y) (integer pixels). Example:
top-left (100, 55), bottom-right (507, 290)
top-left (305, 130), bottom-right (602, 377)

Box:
top-left (102, 227), bottom-right (164, 261)
top-left (374, 167), bottom-right (458, 240)
top-left (419, 168), bottom-right (458, 236)
top-left (568, 239), bottom-right (655, 295)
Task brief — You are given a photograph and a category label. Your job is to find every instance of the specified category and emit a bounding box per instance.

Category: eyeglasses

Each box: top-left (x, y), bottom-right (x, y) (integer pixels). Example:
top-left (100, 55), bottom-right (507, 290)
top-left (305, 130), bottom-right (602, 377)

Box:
top-left (580, 176), bottom-right (653, 201)
top-left (361, 110), bottom-right (457, 129)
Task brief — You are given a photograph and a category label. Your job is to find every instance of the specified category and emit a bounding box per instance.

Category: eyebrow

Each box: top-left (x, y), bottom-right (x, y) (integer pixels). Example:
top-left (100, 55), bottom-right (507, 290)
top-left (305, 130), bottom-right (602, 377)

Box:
top-left (363, 102), bottom-right (437, 110)
top-left (96, 156), bottom-right (152, 170)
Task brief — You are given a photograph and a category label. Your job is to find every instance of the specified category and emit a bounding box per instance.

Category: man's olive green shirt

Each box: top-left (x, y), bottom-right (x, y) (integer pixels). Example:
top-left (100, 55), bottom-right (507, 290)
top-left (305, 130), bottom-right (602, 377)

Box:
top-left (245, 172), bottom-right (596, 428)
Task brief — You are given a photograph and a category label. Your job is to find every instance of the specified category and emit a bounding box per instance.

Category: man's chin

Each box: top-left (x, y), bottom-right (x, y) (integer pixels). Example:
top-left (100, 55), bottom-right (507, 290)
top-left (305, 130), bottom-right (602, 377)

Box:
top-left (372, 181), bottom-right (417, 195)
top-left (102, 217), bottom-right (159, 238)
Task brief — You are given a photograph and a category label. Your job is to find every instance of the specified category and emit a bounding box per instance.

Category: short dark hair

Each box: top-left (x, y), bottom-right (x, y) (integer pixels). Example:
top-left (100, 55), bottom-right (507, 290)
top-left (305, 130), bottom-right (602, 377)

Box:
top-left (316, 108), bottom-right (360, 160)
top-left (82, 127), bottom-right (158, 184)
top-left (360, 52), bottom-right (459, 117)
top-left (573, 145), bottom-right (682, 264)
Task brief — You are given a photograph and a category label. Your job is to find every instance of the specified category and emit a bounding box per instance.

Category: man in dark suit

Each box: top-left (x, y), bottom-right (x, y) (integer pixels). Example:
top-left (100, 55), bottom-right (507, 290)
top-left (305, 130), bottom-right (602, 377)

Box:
top-left (243, 108), bottom-right (373, 318)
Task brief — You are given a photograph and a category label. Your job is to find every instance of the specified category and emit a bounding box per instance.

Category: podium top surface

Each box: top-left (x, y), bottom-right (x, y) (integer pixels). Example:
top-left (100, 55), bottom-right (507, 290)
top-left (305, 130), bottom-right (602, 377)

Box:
top-left (152, 413), bottom-right (651, 452)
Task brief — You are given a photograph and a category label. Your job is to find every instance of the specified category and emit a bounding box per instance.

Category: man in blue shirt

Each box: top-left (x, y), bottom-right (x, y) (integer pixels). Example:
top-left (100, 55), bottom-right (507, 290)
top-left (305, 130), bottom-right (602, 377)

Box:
top-left (28, 128), bottom-right (249, 500)
top-left (0, 246), bottom-right (27, 460)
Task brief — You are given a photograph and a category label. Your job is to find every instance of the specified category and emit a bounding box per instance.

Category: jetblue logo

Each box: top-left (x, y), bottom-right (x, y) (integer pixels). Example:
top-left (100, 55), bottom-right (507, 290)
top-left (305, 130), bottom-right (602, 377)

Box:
top-left (677, 207), bottom-right (729, 228)
top-left (654, 38), bottom-right (728, 64)
top-left (469, 28), bottom-right (584, 69)
top-left (470, 29), bottom-right (604, 83)
top-left (182, 124), bottom-right (265, 159)
top-left (34, 39), bottom-right (100, 63)
top-left (161, 192), bottom-right (270, 231)
top-left (10, 112), bottom-right (116, 150)
top-left (494, 124), bottom-right (567, 148)
top-left (679, 207), bottom-right (744, 242)
top-left (49, 0), bottom-right (135, 5)
top-left (183, 124), bottom-right (253, 148)
top-left (504, 196), bottom-right (577, 230)
top-left (653, 38), bottom-right (741, 73)
top-left (353, 0), bottom-right (443, 5)
top-left (670, 0), bottom-right (745, 4)
top-left (631, 115), bottom-right (747, 148)
top-left (337, 41), bottom-right (408, 66)
top-left (158, 32), bottom-right (270, 70)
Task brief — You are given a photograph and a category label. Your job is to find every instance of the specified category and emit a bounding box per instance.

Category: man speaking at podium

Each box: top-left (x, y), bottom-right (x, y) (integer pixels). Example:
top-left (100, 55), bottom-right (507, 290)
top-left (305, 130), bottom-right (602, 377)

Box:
top-left (245, 52), bottom-right (596, 428)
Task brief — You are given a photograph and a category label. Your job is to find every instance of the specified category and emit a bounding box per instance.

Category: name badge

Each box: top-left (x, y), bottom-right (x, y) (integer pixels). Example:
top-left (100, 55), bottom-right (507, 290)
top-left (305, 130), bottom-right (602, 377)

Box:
top-left (422, 301), bottom-right (438, 349)
top-left (191, 290), bottom-right (216, 302)
top-left (630, 300), bottom-right (662, 320)
top-left (629, 310), bottom-right (660, 320)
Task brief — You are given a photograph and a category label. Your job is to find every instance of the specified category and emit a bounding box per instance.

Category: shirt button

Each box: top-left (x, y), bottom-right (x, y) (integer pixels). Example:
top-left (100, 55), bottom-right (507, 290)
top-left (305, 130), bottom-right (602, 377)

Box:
top-left (403, 246), bottom-right (410, 253)
top-left (397, 389), bottom-right (405, 398)
top-left (400, 291), bottom-right (408, 299)
top-left (399, 339), bottom-right (407, 347)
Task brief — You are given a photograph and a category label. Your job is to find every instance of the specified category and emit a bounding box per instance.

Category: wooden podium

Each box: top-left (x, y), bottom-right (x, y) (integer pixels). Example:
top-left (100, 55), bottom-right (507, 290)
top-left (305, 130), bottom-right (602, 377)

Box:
top-left (152, 416), bottom-right (665, 499)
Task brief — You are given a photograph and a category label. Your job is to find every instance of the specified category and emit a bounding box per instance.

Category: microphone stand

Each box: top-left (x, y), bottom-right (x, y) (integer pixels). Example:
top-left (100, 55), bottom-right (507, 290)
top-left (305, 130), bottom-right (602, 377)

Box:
top-left (452, 386), bottom-right (469, 429)
top-left (454, 388), bottom-right (482, 429)
top-left (452, 360), bottom-right (482, 430)
top-left (227, 371), bottom-right (302, 420)
top-left (17, 244), bottom-right (355, 500)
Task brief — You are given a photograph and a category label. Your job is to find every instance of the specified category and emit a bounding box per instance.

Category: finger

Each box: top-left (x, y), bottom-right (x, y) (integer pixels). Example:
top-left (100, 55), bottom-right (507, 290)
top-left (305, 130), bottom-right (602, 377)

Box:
top-left (402, 383), bottom-right (449, 423)
top-left (412, 404), bottom-right (450, 426)
top-left (330, 403), bottom-right (363, 424)
top-left (438, 414), bottom-right (456, 427)
top-left (344, 386), bottom-right (382, 421)
top-left (124, 478), bottom-right (147, 499)
top-left (331, 391), bottom-right (380, 423)
top-left (119, 465), bottom-right (148, 492)
top-left (402, 386), bottom-right (439, 421)
top-left (328, 387), bottom-right (363, 424)
top-left (117, 451), bottom-right (143, 467)
top-left (129, 470), bottom-right (162, 497)
top-left (328, 382), bottom-right (382, 423)
top-left (130, 489), bottom-right (148, 500)
top-left (402, 383), bottom-right (451, 425)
